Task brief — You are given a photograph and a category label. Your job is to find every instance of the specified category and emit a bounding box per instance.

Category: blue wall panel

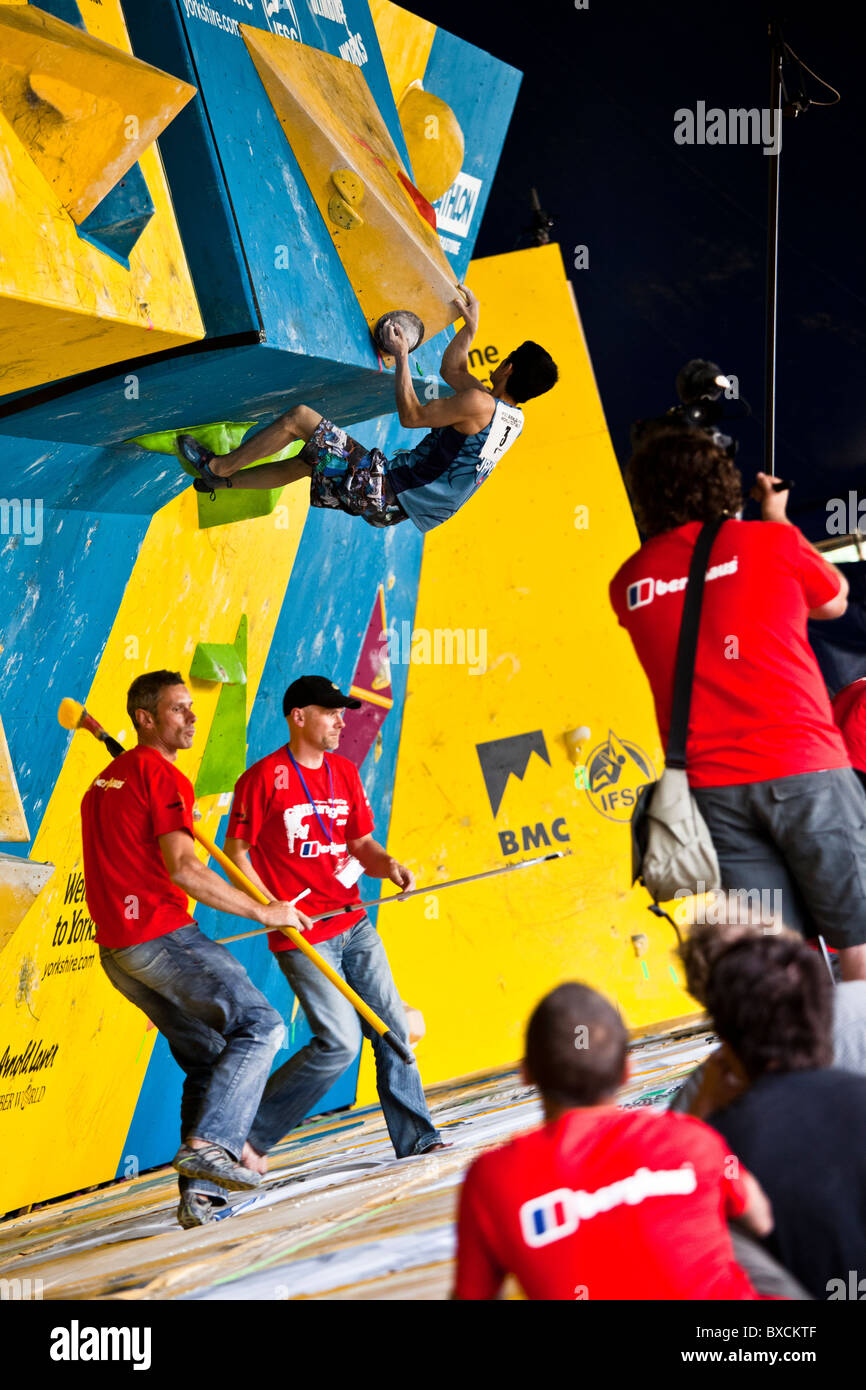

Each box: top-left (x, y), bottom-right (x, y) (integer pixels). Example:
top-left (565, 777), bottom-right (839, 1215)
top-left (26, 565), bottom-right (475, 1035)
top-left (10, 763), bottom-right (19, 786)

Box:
top-left (0, 341), bottom-right (443, 453)
top-left (0, 505), bottom-right (149, 852)
top-left (425, 28), bottom-right (522, 283)
top-left (124, 0), bottom-right (262, 340)
top-left (126, 0), bottom-right (412, 348)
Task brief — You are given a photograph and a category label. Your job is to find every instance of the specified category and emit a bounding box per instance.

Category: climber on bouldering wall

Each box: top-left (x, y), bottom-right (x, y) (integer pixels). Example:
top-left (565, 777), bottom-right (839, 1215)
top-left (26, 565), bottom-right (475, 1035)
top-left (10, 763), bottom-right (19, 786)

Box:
top-left (178, 285), bottom-right (558, 533)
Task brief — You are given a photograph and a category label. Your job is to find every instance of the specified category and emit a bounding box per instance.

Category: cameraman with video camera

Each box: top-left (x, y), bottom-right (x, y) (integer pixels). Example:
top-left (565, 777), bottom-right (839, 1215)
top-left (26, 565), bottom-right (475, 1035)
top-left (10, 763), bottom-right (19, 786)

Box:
top-left (610, 364), bottom-right (866, 981)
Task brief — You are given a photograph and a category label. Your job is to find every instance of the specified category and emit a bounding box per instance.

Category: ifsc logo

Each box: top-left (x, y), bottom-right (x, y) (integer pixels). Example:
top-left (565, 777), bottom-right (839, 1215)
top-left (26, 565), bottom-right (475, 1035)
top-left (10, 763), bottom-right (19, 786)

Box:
top-left (584, 730), bottom-right (655, 822)
top-left (261, 0), bottom-right (302, 38)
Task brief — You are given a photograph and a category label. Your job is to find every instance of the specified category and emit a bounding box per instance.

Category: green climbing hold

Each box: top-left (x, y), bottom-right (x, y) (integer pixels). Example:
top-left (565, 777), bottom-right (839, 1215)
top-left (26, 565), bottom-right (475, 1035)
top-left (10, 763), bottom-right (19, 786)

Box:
top-left (131, 421), bottom-right (306, 529)
top-left (193, 615), bottom-right (249, 798)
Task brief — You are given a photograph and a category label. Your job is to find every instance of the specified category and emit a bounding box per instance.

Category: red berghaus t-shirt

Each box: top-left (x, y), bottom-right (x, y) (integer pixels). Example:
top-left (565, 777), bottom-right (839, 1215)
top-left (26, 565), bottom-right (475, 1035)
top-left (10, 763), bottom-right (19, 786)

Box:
top-left (455, 1107), bottom-right (759, 1301)
top-left (832, 678), bottom-right (866, 773)
top-left (81, 744), bottom-right (196, 947)
top-left (226, 748), bottom-right (374, 952)
top-left (610, 520), bottom-right (849, 787)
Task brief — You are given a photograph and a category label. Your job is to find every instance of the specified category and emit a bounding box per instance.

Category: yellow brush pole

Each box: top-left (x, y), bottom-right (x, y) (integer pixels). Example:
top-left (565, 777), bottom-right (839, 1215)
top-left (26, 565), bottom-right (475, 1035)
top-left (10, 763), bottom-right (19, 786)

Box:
top-left (194, 825), bottom-right (414, 1064)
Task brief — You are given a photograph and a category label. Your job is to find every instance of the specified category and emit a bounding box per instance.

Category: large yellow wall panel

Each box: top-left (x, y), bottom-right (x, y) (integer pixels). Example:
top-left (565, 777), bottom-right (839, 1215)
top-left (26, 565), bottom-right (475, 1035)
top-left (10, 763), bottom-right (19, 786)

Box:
top-left (0, 484), bottom-right (309, 1214)
top-left (358, 244), bottom-right (694, 1100)
top-left (0, 1), bottom-right (203, 393)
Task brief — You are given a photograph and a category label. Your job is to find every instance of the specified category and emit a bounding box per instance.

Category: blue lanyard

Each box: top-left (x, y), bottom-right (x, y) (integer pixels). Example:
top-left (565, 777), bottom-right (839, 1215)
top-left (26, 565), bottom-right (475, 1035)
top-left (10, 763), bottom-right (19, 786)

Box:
top-left (287, 749), bottom-right (335, 843)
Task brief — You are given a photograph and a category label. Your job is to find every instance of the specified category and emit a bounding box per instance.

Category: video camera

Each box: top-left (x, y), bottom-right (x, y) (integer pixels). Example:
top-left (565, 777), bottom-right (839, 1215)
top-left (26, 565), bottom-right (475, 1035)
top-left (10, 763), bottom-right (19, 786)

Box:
top-left (630, 358), bottom-right (740, 458)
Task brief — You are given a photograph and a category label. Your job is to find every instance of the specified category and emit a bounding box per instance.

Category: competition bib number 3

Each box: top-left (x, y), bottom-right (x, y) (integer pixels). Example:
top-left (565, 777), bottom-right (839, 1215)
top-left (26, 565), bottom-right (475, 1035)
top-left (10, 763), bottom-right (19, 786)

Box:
top-left (478, 403), bottom-right (524, 468)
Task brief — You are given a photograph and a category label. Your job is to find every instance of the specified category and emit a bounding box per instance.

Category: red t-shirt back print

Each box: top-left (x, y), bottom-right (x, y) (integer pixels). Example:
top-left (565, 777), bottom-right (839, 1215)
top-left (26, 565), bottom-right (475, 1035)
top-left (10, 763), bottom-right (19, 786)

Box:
top-left (456, 1108), bottom-right (759, 1301)
top-left (610, 520), bottom-right (849, 787)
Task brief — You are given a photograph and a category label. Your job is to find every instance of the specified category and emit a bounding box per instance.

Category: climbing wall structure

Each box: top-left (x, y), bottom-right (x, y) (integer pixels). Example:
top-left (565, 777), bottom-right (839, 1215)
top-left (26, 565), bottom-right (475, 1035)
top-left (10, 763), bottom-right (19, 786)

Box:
top-left (0, 0), bottom-right (694, 1217)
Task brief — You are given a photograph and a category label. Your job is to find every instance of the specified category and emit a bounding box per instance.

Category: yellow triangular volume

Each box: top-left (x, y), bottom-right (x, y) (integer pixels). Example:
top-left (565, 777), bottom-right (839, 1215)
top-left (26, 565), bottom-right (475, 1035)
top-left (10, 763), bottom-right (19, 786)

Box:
top-left (368, 0), bottom-right (436, 110)
top-left (241, 27), bottom-right (458, 345)
top-left (0, 714), bottom-right (29, 843)
top-left (0, 853), bottom-right (55, 953)
top-left (0, 4), bottom-right (196, 223)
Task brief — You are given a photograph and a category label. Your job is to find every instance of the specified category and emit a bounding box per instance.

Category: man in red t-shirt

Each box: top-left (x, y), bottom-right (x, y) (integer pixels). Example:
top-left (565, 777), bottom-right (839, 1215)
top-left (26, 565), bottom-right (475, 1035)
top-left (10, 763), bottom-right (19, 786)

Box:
top-left (831, 678), bottom-right (866, 790)
top-left (223, 674), bottom-right (443, 1163)
top-left (455, 982), bottom-right (771, 1300)
top-left (82, 670), bottom-right (312, 1228)
top-left (609, 426), bottom-right (866, 981)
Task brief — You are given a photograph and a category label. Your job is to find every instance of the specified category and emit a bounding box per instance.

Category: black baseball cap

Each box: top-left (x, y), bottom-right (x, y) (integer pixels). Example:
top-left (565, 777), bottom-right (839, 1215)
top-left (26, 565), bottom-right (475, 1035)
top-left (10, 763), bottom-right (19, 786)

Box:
top-left (282, 675), bottom-right (361, 716)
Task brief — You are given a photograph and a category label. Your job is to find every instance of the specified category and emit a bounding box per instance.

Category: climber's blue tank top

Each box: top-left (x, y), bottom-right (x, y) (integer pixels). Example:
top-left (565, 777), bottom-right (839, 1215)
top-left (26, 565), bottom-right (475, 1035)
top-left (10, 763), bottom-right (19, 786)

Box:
top-left (386, 398), bottom-right (524, 533)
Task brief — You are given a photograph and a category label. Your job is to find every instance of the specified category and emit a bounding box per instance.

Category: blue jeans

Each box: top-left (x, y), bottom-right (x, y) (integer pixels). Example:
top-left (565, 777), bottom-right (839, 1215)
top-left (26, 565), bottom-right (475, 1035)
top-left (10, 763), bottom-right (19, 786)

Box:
top-left (248, 916), bottom-right (441, 1157)
top-left (100, 925), bottom-right (284, 1200)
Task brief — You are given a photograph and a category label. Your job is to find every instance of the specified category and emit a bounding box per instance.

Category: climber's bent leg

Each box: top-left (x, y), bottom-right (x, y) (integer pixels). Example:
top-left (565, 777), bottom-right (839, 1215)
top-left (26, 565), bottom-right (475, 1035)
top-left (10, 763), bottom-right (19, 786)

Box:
top-left (213, 406), bottom-right (324, 479)
top-left (220, 457), bottom-right (313, 490)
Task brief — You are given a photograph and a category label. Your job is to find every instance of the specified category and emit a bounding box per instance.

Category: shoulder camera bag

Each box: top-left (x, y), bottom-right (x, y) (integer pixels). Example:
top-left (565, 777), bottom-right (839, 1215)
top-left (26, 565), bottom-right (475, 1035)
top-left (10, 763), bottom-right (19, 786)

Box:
top-left (630, 517), bottom-right (725, 903)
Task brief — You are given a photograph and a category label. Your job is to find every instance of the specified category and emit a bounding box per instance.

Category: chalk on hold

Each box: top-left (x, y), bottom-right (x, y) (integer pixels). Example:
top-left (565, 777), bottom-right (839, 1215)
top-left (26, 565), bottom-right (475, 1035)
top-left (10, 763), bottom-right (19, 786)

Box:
top-left (372, 310), bottom-right (424, 356)
top-left (564, 725), bottom-right (592, 763)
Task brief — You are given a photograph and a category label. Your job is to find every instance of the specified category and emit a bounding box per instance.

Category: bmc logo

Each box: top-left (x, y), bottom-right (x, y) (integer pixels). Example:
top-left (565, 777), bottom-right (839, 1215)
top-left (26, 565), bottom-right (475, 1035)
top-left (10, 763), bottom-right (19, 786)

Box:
top-left (498, 819), bottom-right (570, 856)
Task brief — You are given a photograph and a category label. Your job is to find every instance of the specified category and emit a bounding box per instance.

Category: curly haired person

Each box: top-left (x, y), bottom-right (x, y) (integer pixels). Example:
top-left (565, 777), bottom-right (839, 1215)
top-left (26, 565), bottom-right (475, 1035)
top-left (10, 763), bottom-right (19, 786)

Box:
top-left (610, 427), bottom-right (866, 980)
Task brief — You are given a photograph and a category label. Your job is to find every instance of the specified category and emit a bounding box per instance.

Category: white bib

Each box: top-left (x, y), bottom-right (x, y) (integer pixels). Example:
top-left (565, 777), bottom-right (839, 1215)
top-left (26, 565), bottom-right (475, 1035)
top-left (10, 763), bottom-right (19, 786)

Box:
top-left (477, 400), bottom-right (524, 478)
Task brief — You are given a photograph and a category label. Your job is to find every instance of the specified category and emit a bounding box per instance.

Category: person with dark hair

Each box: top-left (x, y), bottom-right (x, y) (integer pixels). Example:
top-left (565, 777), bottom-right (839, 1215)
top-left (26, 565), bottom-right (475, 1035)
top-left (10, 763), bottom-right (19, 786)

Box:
top-left (178, 285), bottom-right (557, 532)
top-left (672, 915), bottom-right (866, 1120)
top-left (81, 671), bottom-right (312, 1229)
top-left (221, 674), bottom-right (443, 1168)
top-left (454, 982), bottom-right (772, 1300)
top-left (702, 932), bottom-right (866, 1299)
top-left (610, 426), bottom-right (866, 982)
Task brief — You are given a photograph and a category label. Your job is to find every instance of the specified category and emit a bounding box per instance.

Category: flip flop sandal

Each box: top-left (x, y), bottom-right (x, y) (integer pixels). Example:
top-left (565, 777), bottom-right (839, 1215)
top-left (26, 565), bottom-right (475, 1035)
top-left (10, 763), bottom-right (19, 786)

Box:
top-left (177, 434), bottom-right (232, 499)
top-left (173, 1142), bottom-right (261, 1191)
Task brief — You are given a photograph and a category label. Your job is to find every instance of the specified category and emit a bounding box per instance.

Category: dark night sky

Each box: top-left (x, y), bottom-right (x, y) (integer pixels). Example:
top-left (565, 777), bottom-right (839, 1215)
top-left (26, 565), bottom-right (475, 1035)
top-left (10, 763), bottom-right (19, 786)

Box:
top-left (417, 0), bottom-right (866, 540)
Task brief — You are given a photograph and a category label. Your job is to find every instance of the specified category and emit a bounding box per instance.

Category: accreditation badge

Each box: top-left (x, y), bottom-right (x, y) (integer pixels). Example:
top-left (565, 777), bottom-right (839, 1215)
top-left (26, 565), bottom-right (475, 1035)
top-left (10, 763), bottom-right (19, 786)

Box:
top-left (333, 854), bottom-right (363, 888)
